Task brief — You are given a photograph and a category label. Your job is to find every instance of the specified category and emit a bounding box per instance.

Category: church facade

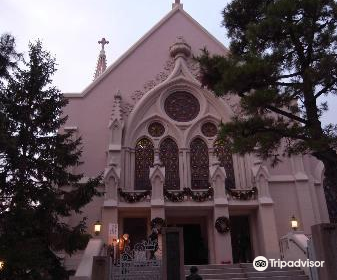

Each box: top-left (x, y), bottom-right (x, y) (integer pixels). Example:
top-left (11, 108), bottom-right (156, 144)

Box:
top-left (62, 2), bottom-right (330, 269)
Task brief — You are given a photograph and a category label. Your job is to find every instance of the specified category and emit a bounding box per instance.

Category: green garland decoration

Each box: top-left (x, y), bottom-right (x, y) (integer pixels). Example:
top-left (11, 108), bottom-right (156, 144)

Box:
top-left (118, 188), bottom-right (151, 203)
top-left (226, 186), bottom-right (258, 200)
top-left (164, 187), bottom-right (214, 202)
top-left (215, 216), bottom-right (230, 234)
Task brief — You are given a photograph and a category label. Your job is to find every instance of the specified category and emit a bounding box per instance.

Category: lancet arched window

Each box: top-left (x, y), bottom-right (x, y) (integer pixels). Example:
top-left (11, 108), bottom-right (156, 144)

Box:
top-left (135, 138), bottom-right (154, 190)
top-left (214, 139), bottom-right (235, 189)
top-left (160, 138), bottom-right (180, 190)
top-left (190, 138), bottom-right (209, 189)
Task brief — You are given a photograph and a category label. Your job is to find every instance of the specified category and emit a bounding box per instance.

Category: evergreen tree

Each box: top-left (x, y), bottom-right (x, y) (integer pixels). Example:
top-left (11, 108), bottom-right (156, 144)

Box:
top-left (0, 35), bottom-right (101, 280)
top-left (197, 0), bottom-right (337, 222)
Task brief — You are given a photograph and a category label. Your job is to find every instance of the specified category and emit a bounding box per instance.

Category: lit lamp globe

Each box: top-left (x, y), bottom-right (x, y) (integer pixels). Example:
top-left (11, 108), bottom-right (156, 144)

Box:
top-left (122, 233), bottom-right (129, 241)
top-left (94, 221), bottom-right (102, 236)
top-left (291, 216), bottom-right (299, 231)
top-left (0, 260), bottom-right (4, 270)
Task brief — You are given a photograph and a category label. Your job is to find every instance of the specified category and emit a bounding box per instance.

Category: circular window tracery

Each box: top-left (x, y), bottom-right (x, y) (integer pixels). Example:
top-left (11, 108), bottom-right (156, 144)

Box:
top-left (164, 91), bottom-right (200, 122)
top-left (148, 122), bottom-right (165, 137)
top-left (201, 122), bottom-right (218, 137)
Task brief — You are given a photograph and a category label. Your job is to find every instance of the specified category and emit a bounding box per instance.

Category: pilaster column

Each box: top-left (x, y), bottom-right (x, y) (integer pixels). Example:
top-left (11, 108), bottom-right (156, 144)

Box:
top-left (252, 162), bottom-right (280, 259)
top-left (150, 151), bottom-right (165, 218)
top-left (210, 157), bottom-right (232, 263)
top-left (213, 206), bottom-right (232, 263)
top-left (102, 207), bottom-right (118, 245)
top-left (291, 155), bottom-right (315, 233)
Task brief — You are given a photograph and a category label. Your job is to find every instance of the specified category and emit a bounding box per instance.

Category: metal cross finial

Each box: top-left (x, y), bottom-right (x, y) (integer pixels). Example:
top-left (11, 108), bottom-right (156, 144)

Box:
top-left (175, 0), bottom-right (180, 3)
top-left (98, 37), bottom-right (109, 50)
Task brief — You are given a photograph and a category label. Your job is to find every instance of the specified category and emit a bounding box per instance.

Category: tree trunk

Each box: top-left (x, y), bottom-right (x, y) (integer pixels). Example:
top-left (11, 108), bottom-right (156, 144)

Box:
top-left (314, 149), bottom-right (337, 223)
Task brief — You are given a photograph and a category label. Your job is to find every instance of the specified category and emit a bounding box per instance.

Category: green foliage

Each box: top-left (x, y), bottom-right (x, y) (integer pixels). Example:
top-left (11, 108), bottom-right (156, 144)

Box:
top-left (0, 34), bottom-right (101, 280)
top-left (197, 0), bottom-right (337, 221)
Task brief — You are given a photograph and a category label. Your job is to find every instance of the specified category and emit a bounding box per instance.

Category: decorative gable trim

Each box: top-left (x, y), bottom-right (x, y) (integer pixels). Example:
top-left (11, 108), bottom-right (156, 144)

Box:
top-left (64, 5), bottom-right (229, 98)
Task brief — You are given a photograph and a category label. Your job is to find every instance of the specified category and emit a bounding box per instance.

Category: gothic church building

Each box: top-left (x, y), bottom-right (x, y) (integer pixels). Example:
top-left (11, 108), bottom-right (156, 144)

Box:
top-left (62, 2), bottom-right (329, 270)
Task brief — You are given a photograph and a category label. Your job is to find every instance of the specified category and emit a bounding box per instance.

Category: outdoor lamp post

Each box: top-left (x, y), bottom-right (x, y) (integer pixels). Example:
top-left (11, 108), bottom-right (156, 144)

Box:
top-left (94, 220), bottom-right (102, 236)
top-left (291, 215), bottom-right (299, 231)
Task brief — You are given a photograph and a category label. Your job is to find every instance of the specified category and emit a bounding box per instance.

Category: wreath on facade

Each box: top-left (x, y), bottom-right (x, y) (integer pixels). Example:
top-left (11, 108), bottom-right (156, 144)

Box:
top-left (150, 217), bottom-right (166, 233)
top-left (215, 217), bottom-right (230, 234)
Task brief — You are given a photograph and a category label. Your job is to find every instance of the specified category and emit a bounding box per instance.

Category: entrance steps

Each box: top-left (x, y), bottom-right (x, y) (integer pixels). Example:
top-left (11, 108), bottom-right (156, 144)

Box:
top-left (184, 263), bottom-right (309, 280)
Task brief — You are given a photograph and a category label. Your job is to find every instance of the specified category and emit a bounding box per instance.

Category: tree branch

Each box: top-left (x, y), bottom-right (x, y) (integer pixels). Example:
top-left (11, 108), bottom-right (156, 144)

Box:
top-left (238, 92), bottom-right (308, 124)
top-left (314, 81), bottom-right (337, 99)
top-left (265, 105), bottom-right (307, 124)
top-left (277, 72), bottom-right (302, 79)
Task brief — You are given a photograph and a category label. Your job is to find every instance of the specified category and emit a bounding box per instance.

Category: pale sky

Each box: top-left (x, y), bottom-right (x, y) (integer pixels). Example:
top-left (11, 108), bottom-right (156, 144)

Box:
top-left (1, 0), bottom-right (336, 125)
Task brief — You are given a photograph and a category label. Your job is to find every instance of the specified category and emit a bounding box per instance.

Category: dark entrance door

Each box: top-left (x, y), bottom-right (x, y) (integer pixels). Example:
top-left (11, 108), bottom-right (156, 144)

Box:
top-left (123, 218), bottom-right (147, 248)
top-left (178, 224), bottom-right (208, 265)
top-left (230, 216), bottom-right (253, 263)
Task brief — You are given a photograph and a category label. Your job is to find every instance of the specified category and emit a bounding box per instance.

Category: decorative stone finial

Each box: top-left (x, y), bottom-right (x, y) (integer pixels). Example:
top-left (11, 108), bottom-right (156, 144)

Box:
top-left (114, 89), bottom-right (122, 99)
top-left (169, 36), bottom-right (191, 59)
top-left (153, 150), bottom-right (163, 167)
top-left (93, 37), bottom-right (109, 80)
top-left (110, 90), bottom-right (123, 124)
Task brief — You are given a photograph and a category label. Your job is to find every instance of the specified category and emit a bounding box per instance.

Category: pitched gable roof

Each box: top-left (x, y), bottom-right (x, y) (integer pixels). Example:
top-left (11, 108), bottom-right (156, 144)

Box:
top-left (64, 5), bottom-right (228, 98)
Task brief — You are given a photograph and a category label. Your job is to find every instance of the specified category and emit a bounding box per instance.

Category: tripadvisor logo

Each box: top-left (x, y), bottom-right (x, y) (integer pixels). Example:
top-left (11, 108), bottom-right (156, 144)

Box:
top-left (253, 256), bottom-right (325, 271)
top-left (253, 256), bottom-right (269, 271)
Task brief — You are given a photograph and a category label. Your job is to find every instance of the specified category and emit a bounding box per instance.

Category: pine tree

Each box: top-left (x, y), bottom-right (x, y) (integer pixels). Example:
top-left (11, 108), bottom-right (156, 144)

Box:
top-left (0, 35), bottom-right (101, 280)
top-left (197, 0), bottom-right (337, 222)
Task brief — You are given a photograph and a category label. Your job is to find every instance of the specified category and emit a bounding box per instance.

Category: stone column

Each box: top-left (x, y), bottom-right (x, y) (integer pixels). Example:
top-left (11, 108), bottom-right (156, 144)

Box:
top-left (213, 206), bottom-right (233, 263)
top-left (210, 158), bottom-right (233, 263)
top-left (150, 151), bottom-right (165, 209)
top-left (91, 256), bottom-right (109, 280)
top-left (150, 152), bottom-right (166, 259)
top-left (257, 202), bottom-right (280, 259)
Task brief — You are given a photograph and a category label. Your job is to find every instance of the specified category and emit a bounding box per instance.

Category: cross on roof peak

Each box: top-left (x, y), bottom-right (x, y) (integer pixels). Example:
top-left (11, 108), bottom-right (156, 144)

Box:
top-left (98, 38), bottom-right (109, 51)
top-left (172, 0), bottom-right (183, 9)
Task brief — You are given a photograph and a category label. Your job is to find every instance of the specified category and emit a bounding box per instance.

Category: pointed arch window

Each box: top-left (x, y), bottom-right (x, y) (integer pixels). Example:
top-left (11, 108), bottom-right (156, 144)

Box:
top-left (160, 138), bottom-right (180, 190)
top-left (214, 139), bottom-right (236, 189)
top-left (190, 138), bottom-right (209, 189)
top-left (135, 138), bottom-right (154, 190)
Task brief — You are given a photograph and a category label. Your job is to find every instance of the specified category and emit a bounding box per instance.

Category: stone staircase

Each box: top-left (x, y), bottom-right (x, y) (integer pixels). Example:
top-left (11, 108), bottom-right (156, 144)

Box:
top-left (184, 263), bottom-right (309, 280)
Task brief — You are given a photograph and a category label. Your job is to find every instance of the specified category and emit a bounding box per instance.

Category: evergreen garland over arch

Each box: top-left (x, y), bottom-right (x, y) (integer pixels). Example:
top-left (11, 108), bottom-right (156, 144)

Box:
top-left (190, 138), bottom-right (210, 189)
top-left (135, 138), bottom-right (154, 190)
top-left (160, 138), bottom-right (180, 190)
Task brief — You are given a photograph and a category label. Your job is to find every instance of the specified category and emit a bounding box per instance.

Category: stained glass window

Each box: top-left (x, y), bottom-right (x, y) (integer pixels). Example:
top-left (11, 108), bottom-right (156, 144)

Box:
top-left (160, 138), bottom-right (180, 190)
top-left (148, 122), bottom-right (165, 137)
top-left (190, 138), bottom-right (210, 189)
top-left (164, 91), bottom-right (200, 122)
top-left (201, 122), bottom-right (218, 137)
top-left (135, 138), bottom-right (154, 190)
top-left (214, 139), bottom-right (236, 189)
